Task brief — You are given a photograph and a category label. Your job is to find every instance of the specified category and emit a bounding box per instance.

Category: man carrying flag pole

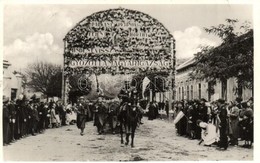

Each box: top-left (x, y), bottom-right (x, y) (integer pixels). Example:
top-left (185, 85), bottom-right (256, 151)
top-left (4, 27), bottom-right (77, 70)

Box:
top-left (173, 110), bottom-right (185, 125)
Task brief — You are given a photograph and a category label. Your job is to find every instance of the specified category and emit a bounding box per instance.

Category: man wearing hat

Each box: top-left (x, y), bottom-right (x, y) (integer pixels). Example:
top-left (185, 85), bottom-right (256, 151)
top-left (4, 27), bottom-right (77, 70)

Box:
top-left (118, 81), bottom-right (131, 107)
top-left (93, 96), bottom-right (107, 134)
top-left (76, 96), bottom-right (88, 136)
top-left (216, 98), bottom-right (228, 150)
top-left (117, 81), bottom-right (131, 126)
top-left (198, 98), bottom-right (209, 123)
top-left (247, 97), bottom-right (253, 110)
top-left (235, 97), bottom-right (243, 109)
top-left (3, 96), bottom-right (10, 145)
top-left (8, 100), bottom-right (17, 142)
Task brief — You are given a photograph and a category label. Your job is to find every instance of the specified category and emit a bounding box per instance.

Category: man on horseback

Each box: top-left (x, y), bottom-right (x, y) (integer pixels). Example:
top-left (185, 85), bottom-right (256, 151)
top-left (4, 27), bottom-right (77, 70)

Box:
top-left (117, 81), bottom-right (131, 123)
top-left (117, 81), bottom-right (143, 147)
top-left (118, 81), bottom-right (131, 107)
top-left (129, 85), bottom-right (144, 125)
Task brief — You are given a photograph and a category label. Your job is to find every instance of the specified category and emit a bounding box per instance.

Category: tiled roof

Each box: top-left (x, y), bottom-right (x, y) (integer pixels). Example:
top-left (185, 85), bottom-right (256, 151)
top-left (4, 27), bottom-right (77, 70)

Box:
top-left (176, 57), bottom-right (195, 71)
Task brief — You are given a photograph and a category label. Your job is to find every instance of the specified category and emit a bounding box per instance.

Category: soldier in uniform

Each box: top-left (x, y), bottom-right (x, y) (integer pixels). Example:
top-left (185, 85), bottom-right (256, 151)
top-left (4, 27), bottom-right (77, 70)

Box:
top-left (117, 81), bottom-right (131, 124)
top-left (93, 96), bottom-right (107, 135)
top-left (23, 99), bottom-right (30, 137)
top-left (20, 100), bottom-right (28, 137)
top-left (118, 81), bottom-right (131, 107)
top-left (76, 97), bottom-right (88, 136)
top-left (9, 100), bottom-right (17, 142)
top-left (129, 85), bottom-right (143, 125)
top-left (14, 98), bottom-right (23, 139)
top-left (3, 97), bottom-right (10, 145)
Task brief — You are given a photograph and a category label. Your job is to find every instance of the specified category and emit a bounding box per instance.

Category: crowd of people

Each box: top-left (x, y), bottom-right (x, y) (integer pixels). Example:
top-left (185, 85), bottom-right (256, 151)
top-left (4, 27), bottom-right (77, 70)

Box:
top-left (172, 97), bottom-right (254, 150)
top-left (145, 100), bottom-right (169, 120)
top-left (3, 93), bottom-right (254, 151)
top-left (3, 93), bottom-right (136, 145)
top-left (2, 95), bottom-right (78, 146)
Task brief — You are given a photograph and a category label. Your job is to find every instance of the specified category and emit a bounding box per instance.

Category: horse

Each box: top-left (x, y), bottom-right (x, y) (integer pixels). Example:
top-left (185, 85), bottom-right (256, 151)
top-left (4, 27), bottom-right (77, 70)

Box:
top-left (118, 103), bottom-right (140, 148)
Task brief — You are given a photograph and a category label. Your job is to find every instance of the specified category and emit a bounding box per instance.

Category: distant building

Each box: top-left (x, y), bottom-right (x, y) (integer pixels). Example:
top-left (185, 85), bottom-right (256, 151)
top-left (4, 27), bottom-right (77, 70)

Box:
top-left (3, 60), bottom-right (24, 100)
top-left (175, 58), bottom-right (252, 102)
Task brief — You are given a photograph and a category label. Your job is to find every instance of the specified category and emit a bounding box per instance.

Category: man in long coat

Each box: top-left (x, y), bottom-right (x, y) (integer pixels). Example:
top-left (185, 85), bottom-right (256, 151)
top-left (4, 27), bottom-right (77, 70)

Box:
top-left (38, 102), bottom-right (47, 133)
top-left (3, 97), bottom-right (10, 145)
top-left (76, 97), bottom-right (89, 136)
top-left (30, 102), bottom-right (40, 135)
top-left (9, 100), bottom-right (16, 142)
top-left (14, 99), bottom-right (23, 139)
top-left (198, 98), bottom-right (209, 123)
top-left (217, 99), bottom-right (228, 150)
top-left (93, 97), bottom-right (108, 134)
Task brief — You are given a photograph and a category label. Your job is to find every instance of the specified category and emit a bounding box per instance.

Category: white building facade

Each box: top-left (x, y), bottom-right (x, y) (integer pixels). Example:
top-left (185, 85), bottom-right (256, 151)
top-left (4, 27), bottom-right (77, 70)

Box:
top-left (3, 60), bottom-right (24, 100)
top-left (175, 58), bottom-right (252, 102)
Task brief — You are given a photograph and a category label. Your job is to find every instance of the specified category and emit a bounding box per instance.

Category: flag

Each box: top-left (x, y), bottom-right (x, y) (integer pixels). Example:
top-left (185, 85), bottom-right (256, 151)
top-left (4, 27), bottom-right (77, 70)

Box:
top-left (142, 77), bottom-right (150, 97)
top-left (173, 111), bottom-right (184, 124)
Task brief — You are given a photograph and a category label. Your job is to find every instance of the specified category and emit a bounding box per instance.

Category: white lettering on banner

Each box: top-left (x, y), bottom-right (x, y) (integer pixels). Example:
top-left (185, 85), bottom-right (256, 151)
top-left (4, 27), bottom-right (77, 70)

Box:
top-left (89, 21), bottom-right (142, 28)
top-left (69, 59), bottom-right (171, 69)
top-left (70, 47), bottom-right (168, 55)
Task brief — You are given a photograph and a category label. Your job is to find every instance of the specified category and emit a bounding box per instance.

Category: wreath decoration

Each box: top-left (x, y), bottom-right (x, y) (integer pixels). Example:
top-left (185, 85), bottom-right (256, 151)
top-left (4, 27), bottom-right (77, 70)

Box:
top-left (64, 8), bottom-right (175, 76)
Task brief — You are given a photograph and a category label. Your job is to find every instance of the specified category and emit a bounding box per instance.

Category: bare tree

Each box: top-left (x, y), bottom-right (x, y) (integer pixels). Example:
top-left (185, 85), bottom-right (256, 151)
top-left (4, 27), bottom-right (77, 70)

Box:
top-left (25, 61), bottom-right (62, 98)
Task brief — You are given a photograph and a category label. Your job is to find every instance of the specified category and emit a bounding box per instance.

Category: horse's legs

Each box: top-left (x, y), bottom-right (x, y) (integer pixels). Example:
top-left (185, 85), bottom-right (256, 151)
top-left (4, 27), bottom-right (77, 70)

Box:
top-left (125, 124), bottom-right (130, 145)
top-left (131, 125), bottom-right (136, 148)
top-left (131, 132), bottom-right (135, 147)
top-left (125, 133), bottom-right (130, 145)
top-left (110, 117), bottom-right (115, 134)
top-left (120, 123), bottom-right (124, 144)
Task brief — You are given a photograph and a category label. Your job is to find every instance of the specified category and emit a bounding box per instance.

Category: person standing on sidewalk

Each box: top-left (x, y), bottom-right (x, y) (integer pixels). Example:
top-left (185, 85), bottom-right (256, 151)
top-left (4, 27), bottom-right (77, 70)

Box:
top-left (216, 99), bottom-right (228, 150)
top-left (30, 102), bottom-right (40, 136)
top-left (3, 97), bottom-right (10, 146)
top-left (229, 99), bottom-right (240, 146)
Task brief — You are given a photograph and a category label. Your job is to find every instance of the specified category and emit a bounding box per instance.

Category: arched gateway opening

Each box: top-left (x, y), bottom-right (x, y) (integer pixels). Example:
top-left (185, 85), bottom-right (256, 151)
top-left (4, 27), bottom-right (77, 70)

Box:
top-left (62, 8), bottom-right (175, 109)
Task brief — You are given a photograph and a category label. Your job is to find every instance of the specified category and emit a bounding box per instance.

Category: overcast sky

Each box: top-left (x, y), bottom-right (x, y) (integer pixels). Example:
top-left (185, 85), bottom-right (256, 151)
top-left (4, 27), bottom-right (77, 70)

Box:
top-left (3, 4), bottom-right (253, 70)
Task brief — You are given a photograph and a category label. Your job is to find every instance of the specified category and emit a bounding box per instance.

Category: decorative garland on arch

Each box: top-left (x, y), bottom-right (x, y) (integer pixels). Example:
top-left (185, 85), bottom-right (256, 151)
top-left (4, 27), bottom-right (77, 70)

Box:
top-left (63, 8), bottom-right (175, 76)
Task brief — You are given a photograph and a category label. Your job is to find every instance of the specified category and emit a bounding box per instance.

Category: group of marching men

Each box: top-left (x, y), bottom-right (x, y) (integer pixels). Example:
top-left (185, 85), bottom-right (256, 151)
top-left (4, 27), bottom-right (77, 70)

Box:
top-left (74, 83), bottom-right (144, 136)
top-left (173, 97), bottom-right (254, 150)
top-left (3, 82), bottom-right (144, 145)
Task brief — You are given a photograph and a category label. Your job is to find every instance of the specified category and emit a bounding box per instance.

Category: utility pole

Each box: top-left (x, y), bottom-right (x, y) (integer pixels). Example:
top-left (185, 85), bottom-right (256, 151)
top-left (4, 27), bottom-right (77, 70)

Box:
top-left (168, 37), bottom-right (175, 121)
top-left (62, 40), bottom-right (66, 105)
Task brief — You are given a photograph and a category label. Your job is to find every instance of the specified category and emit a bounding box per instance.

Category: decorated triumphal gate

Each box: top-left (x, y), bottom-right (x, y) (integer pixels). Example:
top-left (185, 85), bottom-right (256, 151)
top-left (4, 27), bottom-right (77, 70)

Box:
top-left (62, 8), bottom-right (175, 107)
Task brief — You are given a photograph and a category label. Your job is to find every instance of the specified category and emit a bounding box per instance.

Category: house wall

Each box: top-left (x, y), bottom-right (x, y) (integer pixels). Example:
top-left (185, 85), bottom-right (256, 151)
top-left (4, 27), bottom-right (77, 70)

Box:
top-left (175, 67), bottom-right (252, 102)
